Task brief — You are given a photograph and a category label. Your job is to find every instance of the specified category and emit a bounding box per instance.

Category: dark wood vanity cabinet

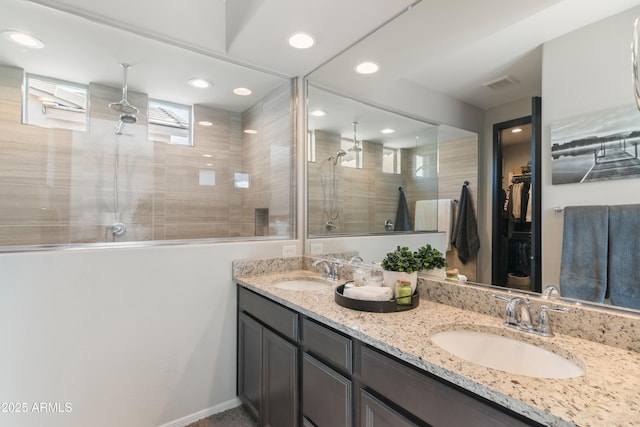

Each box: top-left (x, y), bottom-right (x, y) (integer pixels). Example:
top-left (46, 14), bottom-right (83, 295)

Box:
top-left (300, 317), bottom-right (353, 427)
top-left (237, 286), bottom-right (541, 427)
top-left (238, 287), bottom-right (299, 427)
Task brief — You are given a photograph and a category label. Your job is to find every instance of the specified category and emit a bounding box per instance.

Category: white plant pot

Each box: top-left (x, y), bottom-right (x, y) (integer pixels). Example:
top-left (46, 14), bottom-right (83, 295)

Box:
top-left (422, 267), bottom-right (446, 279)
top-left (382, 270), bottom-right (418, 294)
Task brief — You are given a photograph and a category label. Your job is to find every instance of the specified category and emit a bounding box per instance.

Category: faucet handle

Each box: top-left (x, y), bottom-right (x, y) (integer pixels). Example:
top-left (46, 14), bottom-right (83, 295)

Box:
top-left (536, 304), bottom-right (568, 337)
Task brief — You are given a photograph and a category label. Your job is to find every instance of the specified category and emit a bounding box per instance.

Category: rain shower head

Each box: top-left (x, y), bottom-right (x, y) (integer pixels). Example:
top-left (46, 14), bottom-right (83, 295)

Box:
top-left (119, 113), bottom-right (137, 124)
top-left (349, 121), bottom-right (362, 152)
top-left (109, 64), bottom-right (139, 115)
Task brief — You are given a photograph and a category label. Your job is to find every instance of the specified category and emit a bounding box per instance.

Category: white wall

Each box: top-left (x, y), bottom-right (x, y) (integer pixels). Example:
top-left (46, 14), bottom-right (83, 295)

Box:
top-left (541, 5), bottom-right (640, 286)
top-left (0, 240), bottom-right (298, 427)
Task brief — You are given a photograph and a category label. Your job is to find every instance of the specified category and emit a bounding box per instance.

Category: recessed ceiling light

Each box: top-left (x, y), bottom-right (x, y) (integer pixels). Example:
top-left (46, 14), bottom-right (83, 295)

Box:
top-left (355, 62), bottom-right (379, 74)
top-left (203, 154), bottom-right (213, 158)
top-left (310, 109), bottom-right (327, 117)
top-left (288, 32), bottom-right (315, 49)
top-left (2, 30), bottom-right (45, 49)
top-left (198, 121), bottom-right (213, 127)
top-left (233, 87), bottom-right (252, 96)
top-left (380, 128), bottom-right (395, 134)
top-left (512, 128), bottom-right (522, 133)
top-left (188, 78), bottom-right (212, 89)
top-left (205, 163), bottom-right (213, 167)
top-left (244, 129), bottom-right (258, 134)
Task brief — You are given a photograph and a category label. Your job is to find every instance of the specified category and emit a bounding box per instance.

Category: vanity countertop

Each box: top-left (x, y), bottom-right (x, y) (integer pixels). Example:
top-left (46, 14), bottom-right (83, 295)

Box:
top-left (235, 269), bottom-right (640, 427)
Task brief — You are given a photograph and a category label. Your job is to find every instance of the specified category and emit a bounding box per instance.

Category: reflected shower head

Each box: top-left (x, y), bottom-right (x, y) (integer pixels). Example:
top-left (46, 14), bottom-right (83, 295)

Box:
top-left (119, 113), bottom-right (137, 124)
top-left (109, 64), bottom-right (139, 115)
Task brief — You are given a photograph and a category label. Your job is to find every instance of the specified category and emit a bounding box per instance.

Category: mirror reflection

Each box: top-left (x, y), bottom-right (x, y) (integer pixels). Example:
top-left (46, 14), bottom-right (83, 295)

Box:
top-left (0, 0), bottom-right (294, 247)
top-left (306, 84), bottom-right (479, 280)
top-left (304, 2), bottom-right (640, 314)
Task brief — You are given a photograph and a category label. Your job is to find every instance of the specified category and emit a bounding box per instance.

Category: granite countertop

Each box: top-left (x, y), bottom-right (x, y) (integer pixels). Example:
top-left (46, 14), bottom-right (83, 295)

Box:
top-left (235, 269), bottom-right (640, 427)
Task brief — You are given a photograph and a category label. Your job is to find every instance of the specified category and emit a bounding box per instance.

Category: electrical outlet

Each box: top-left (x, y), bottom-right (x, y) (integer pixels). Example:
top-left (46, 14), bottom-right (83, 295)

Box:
top-left (282, 245), bottom-right (296, 258)
top-left (310, 243), bottom-right (323, 255)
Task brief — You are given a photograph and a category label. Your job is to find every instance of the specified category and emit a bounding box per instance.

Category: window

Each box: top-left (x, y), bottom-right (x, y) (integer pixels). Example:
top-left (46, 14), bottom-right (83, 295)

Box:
top-left (24, 74), bottom-right (87, 131)
top-left (383, 147), bottom-right (401, 174)
top-left (148, 99), bottom-right (192, 146)
top-left (415, 155), bottom-right (425, 177)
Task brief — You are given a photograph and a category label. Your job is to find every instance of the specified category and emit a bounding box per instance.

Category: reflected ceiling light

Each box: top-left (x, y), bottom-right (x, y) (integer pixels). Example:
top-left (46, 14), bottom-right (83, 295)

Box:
top-left (355, 62), bottom-right (379, 74)
top-left (244, 129), bottom-right (258, 134)
top-left (205, 163), bottom-right (213, 167)
top-left (512, 128), bottom-right (522, 133)
top-left (233, 87), bottom-right (252, 96)
top-left (188, 78), bottom-right (212, 89)
top-left (380, 128), bottom-right (395, 134)
top-left (288, 32), bottom-right (315, 49)
top-left (2, 30), bottom-right (45, 49)
top-left (198, 121), bottom-right (213, 127)
top-left (310, 109), bottom-right (327, 117)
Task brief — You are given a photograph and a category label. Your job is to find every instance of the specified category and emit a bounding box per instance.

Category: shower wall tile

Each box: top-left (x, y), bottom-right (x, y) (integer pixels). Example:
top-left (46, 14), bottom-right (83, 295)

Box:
top-left (0, 65), bottom-right (293, 246)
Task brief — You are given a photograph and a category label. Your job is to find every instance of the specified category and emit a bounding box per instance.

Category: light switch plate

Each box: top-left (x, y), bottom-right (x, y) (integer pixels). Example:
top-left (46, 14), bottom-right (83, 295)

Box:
top-left (282, 245), bottom-right (296, 257)
top-left (310, 243), bottom-right (323, 255)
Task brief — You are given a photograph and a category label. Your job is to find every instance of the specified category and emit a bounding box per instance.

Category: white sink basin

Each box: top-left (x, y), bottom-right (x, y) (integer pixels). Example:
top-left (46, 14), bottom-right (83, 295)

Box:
top-left (273, 279), bottom-right (331, 291)
top-left (431, 330), bottom-right (584, 379)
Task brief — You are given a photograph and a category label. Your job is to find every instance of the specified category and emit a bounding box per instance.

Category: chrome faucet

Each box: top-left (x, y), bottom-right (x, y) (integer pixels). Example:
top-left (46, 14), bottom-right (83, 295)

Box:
top-left (312, 259), bottom-right (340, 281)
top-left (542, 285), bottom-right (561, 299)
top-left (494, 294), bottom-right (568, 337)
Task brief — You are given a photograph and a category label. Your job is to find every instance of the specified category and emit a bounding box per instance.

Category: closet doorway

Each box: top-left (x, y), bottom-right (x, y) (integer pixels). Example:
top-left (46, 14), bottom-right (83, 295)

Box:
top-left (492, 97), bottom-right (541, 292)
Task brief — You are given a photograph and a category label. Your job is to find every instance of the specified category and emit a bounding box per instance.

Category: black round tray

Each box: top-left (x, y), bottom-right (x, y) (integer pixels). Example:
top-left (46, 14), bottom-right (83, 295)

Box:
top-left (335, 284), bottom-right (420, 313)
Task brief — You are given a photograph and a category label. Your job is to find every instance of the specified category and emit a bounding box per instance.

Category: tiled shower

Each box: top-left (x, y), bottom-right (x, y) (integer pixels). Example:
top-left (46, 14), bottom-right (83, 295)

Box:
top-left (0, 64), bottom-right (294, 246)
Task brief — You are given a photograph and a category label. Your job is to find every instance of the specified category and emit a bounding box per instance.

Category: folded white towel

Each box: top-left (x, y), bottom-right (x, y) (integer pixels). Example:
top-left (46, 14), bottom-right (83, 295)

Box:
top-left (415, 200), bottom-right (438, 231)
top-left (437, 199), bottom-right (452, 251)
top-left (343, 286), bottom-right (393, 301)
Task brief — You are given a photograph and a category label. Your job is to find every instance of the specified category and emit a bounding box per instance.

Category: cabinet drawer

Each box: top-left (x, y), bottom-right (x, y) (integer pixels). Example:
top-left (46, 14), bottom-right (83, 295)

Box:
top-left (302, 317), bottom-right (352, 374)
top-left (360, 345), bottom-right (533, 427)
top-left (238, 286), bottom-right (298, 341)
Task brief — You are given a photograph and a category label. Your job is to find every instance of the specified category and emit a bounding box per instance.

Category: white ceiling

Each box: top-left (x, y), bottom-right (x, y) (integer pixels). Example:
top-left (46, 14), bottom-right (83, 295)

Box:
top-left (2, 0), bottom-right (640, 115)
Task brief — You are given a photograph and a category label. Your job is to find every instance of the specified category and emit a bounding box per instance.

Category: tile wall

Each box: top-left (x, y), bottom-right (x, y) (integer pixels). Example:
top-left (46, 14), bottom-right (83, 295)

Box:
top-left (0, 65), bottom-right (293, 246)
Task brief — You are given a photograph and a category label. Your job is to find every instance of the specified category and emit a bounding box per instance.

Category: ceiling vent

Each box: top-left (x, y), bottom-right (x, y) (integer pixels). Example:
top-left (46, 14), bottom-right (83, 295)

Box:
top-left (482, 75), bottom-right (520, 90)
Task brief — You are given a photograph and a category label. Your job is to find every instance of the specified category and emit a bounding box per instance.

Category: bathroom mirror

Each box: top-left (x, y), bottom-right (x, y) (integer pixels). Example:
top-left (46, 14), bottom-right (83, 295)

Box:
top-left (307, 84), bottom-right (469, 236)
top-left (303, 1), bottom-right (640, 314)
top-left (0, 0), bottom-right (294, 247)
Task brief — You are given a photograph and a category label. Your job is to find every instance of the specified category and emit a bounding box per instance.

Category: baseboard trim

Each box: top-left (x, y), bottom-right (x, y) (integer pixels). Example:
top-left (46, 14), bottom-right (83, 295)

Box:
top-left (157, 397), bottom-right (243, 427)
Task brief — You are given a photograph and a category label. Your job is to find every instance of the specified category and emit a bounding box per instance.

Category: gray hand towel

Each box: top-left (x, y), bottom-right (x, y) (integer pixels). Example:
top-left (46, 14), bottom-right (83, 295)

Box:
top-left (608, 204), bottom-right (640, 310)
top-left (394, 187), bottom-right (412, 232)
top-left (451, 184), bottom-right (480, 264)
top-left (560, 206), bottom-right (608, 303)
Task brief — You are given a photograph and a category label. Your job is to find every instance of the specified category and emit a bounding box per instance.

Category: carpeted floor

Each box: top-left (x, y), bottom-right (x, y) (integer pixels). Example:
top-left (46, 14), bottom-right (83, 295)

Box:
top-left (186, 405), bottom-right (257, 427)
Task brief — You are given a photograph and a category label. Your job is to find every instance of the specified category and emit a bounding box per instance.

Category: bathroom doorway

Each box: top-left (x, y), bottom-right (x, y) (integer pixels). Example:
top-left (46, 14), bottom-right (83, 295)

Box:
top-left (491, 97), bottom-right (541, 292)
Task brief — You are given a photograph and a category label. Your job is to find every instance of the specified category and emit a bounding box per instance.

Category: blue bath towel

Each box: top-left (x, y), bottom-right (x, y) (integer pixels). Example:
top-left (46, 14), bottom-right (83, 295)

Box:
top-left (608, 204), bottom-right (640, 310)
top-left (559, 206), bottom-right (609, 303)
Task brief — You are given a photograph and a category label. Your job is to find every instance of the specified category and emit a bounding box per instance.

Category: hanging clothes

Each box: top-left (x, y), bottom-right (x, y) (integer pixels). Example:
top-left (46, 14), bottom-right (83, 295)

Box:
top-left (451, 183), bottom-right (480, 264)
top-left (394, 187), bottom-right (412, 231)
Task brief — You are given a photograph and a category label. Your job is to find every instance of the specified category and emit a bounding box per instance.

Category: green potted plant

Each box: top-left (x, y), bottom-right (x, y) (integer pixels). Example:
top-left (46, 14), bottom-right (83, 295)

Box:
top-left (380, 246), bottom-right (422, 292)
top-left (415, 244), bottom-right (447, 277)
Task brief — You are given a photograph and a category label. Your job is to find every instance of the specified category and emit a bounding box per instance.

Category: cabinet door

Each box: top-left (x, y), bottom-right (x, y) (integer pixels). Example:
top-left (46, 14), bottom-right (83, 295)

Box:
top-left (263, 328), bottom-right (298, 427)
top-left (303, 353), bottom-right (352, 427)
top-left (360, 390), bottom-right (419, 427)
top-left (238, 312), bottom-right (262, 419)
